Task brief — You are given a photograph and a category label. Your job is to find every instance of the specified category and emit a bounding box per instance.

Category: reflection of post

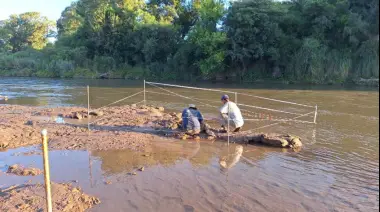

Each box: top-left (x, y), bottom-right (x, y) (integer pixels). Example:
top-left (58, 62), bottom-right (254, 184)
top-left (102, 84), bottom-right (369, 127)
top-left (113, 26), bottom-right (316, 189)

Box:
top-left (311, 127), bottom-right (317, 145)
top-left (41, 129), bottom-right (53, 212)
top-left (314, 105), bottom-right (318, 124)
top-left (88, 151), bottom-right (93, 188)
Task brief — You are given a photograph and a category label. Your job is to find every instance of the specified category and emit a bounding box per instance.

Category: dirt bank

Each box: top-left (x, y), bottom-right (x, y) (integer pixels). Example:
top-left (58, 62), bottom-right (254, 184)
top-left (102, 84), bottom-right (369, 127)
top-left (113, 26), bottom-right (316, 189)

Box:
top-left (0, 105), bottom-right (170, 151)
top-left (0, 104), bottom-right (302, 151)
top-left (0, 183), bottom-right (100, 212)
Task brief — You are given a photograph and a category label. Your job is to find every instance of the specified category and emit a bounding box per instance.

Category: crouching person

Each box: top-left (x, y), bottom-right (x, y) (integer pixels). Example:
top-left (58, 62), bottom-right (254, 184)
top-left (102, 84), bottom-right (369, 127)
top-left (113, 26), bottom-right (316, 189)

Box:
top-left (182, 104), bottom-right (216, 140)
top-left (219, 95), bottom-right (244, 133)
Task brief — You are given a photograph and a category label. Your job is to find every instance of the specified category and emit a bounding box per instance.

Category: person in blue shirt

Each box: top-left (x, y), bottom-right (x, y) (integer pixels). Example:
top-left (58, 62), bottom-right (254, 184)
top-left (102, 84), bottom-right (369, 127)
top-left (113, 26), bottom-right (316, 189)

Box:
top-left (181, 104), bottom-right (215, 139)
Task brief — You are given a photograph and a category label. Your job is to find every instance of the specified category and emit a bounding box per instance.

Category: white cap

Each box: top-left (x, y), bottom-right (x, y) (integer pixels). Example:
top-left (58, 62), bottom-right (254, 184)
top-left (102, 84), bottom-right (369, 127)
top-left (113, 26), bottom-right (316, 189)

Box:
top-left (189, 104), bottom-right (196, 108)
top-left (41, 129), bottom-right (48, 136)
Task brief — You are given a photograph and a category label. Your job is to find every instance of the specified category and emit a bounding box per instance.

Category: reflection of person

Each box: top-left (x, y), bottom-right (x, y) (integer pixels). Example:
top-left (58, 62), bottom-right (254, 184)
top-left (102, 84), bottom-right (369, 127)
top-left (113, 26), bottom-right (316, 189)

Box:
top-left (219, 95), bottom-right (244, 133)
top-left (182, 104), bottom-right (216, 139)
top-left (219, 145), bottom-right (244, 170)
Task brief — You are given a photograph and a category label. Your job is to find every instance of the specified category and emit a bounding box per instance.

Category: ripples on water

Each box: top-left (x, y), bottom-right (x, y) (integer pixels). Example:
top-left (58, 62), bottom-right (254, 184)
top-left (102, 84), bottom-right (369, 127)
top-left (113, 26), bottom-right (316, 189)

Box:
top-left (0, 78), bottom-right (379, 212)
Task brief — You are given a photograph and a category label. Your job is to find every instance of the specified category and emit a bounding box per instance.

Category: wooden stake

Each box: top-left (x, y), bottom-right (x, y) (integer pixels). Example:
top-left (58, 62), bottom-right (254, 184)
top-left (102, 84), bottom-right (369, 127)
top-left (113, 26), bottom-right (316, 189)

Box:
top-left (87, 85), bottom-right (90, 131)
top-left (41, 129), bottom-right (53, 212)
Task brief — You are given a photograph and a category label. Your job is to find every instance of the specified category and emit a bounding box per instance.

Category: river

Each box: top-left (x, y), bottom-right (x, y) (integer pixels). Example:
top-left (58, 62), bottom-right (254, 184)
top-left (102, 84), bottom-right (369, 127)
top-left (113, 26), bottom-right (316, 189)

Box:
top-left (0, 77), bottom-right (379, 212)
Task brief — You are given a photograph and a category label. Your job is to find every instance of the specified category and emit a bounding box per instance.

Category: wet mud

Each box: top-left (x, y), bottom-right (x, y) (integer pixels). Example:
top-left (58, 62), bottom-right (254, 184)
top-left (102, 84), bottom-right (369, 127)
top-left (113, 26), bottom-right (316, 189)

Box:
top-left (0, 182), bottom-right (100, 212)
top-left (1, 105), bottom-right (302, 152)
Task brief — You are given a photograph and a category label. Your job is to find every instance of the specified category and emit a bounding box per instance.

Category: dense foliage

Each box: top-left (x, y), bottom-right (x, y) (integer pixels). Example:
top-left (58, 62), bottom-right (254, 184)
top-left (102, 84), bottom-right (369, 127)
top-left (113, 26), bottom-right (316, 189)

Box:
top-left (0, 0), bottom-right (378, 84)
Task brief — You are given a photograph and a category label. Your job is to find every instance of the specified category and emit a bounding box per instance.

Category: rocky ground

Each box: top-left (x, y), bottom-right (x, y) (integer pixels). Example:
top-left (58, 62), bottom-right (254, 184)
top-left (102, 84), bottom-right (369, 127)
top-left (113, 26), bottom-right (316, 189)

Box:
top-left (0, 182), bottom-right (100, 212)
top-left (0, 104), bottom-right (302, 151)
top-left (0, 104), bottom-right (179, 151)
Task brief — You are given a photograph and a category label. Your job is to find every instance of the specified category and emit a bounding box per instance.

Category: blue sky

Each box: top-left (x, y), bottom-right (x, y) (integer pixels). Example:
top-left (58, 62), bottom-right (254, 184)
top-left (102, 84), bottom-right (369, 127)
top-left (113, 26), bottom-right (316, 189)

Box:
top-left (0, 0), bottom-right (75, 21)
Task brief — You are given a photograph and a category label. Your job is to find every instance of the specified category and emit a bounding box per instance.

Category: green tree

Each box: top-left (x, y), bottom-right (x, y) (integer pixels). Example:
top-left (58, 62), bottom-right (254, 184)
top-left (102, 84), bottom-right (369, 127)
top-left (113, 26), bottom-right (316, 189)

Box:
top-left (225, 0), bottom-right (284, 78)
top-left (0, 12), bottom-right (54, 52)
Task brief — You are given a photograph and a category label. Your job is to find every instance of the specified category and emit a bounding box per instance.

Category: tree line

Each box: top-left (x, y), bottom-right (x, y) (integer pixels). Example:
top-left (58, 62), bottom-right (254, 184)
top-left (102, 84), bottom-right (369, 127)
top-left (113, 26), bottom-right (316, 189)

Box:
top-left (0, 0), bottom-right (378, 84)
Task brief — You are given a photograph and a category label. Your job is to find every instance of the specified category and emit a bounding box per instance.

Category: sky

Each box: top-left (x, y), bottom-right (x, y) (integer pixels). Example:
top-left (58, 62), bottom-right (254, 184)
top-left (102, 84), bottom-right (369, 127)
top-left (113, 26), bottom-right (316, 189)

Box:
top-left (0, 0), bottom-right (75, 21)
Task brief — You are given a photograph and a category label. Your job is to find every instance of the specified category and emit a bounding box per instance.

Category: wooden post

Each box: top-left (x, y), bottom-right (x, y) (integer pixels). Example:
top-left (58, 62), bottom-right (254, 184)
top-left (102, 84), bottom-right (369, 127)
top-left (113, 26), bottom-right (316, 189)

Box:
top-left (143, 80), bottom-right (146, 106)
top-left (41, 129), bottom-right (53, 212)
top-left (87, 86), bottom-right (90, 131)
top-left (235, 92), bottom-right (237, 104)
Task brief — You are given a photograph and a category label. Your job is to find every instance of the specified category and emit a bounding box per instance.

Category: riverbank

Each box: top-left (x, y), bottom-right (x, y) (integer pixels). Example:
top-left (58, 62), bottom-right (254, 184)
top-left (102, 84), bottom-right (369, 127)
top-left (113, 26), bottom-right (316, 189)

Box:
top-left (0, 72), bottom-right (378, 87)
top-left (0, 104), bottom-right (302, 151)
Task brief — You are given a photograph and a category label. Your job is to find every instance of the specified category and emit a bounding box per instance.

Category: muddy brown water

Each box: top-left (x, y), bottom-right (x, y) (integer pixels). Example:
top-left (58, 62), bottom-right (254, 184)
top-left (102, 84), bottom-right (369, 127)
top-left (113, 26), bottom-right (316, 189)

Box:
top-left (0, 78), bottom-right (379, 211)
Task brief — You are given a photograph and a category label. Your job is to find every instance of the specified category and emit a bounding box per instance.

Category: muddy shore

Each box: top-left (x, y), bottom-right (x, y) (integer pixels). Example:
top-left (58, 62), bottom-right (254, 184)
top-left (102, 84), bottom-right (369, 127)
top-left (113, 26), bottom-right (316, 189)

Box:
top-left (0, 104), bottom-right (302, 210)
top-left (0, 104), bottom-right (302, 151)
top-left (0, 182), bottom-right (100, 211)
top-left (0, 105), bottom-right (175, 151)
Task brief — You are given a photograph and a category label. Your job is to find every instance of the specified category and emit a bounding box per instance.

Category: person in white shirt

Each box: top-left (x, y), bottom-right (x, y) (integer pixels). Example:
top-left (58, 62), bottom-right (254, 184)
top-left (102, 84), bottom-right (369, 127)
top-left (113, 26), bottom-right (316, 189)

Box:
top-left (219, 94), bottom-right (244, 132)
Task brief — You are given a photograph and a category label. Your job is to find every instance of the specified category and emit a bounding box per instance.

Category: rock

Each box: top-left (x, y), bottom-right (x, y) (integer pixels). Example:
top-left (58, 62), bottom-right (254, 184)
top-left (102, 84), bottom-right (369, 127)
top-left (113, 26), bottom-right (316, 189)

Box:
top-left (25, 120), bottom-right (36, 127)
top-left (105, 181), bottom-right (112, 185)
top-left (0, 142), bottom-right (9, 149)
top-left (261, 135), bottom-right (289, 147)
top-left (73, 112), bottom-right (83, 120)
top-left (138, 167), bottom-right (145, 171)
top-left (207, 136), bottom-right (216, 140)
top-left (170, 123), bottom-right (178, 130)
top-left (289, 136), bottom-right (302, 149)
top-left (175, 113), bottom-right (182, 119)
top-left (89, 111), bottom-right (104, 117)
top-left (156, 107), bottom-right (165, 112)
top-left (131, 104), bottom-right (137, 108)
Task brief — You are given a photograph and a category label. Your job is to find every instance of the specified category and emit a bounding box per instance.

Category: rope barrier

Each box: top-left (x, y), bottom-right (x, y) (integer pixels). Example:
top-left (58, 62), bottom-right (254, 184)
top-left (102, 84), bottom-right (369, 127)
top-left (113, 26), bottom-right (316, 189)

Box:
top-left (148, 83), bottom-right (218, 109)
top-left (133, 100), bottom-right (145, 105)
top-left (92, 91), bottom-right (143, 112)
top-left (146, 81), bottom-right (314, 108)
top-left (244, 118), bottom-right (315, 124)
top-left (245, 111), bottom-right (315, 132)
top-left (146, 81), bottom-right (236, 94)
top-left (237, 103), bottom-right (306, 116)
top-left (237, 93), bottom-right (314, 108)
top-left (146, 83), bottom-right (315, 124)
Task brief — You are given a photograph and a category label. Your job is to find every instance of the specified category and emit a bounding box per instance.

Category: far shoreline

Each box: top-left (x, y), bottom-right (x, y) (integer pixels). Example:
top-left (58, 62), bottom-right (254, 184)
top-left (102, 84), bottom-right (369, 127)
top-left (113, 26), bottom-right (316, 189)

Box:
top-left (0, 76), bottom-right (378, 90)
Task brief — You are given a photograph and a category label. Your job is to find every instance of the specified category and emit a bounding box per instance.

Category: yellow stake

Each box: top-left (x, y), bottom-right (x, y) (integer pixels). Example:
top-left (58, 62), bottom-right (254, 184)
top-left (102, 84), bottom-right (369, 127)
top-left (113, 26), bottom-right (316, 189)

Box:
top-left (41, 129), bottom-right (53, 212)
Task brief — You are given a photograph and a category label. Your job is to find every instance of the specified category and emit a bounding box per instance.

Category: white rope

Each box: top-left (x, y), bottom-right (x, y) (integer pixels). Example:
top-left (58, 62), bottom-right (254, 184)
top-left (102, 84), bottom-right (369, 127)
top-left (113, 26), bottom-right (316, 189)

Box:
top-left (146, 81), bottom-right (236, 94)
top-left (237, 103), bottom-right (305, 116)
top-left (237, 93), bottom-right (314, 108)
top-left (147, 84), bottom-right (310, 118)
top-left (92, 91), bottom-right (143, 112)
top-left (244, 119), bottom-right (315, 124)
top-left (246, 111), bottom-right (315, 132)
top-left (146, 81), bottom-right (314, 108)
top-left (148, 83), bottom-right (218, 109)
top-left (133, 100), bottom-right (145, 105)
